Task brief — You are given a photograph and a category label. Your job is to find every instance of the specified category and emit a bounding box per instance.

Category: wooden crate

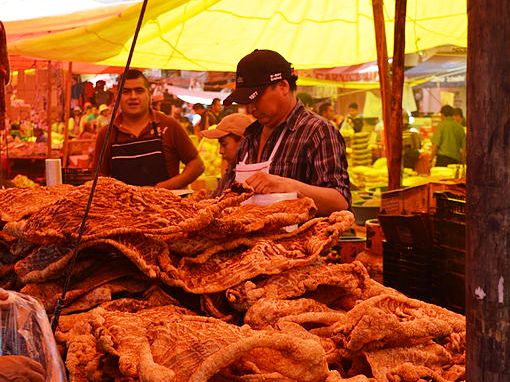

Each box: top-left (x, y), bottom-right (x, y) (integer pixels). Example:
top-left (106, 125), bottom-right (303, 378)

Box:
top-left (380, 181), bottom-right (465, 215)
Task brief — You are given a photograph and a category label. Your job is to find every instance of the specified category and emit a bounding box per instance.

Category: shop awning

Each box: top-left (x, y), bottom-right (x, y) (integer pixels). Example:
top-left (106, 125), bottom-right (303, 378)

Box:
top-left (6, 0), bottom-right (467, 71)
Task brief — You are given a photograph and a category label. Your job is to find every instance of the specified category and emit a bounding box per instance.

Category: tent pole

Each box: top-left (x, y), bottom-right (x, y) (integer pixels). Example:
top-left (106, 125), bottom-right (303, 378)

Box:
top-left (371, 0), bottom-right (394, 188)
top-left (389, 0), bottom-right (407, 190)
top-left (62, 62), bottom-right (72, 168)
top-left (0, 21), bottom-right (9, 185)
top-left (46, 60), bottom-right (52, 158)
top-left (467, 0), bottom-right (510, 379)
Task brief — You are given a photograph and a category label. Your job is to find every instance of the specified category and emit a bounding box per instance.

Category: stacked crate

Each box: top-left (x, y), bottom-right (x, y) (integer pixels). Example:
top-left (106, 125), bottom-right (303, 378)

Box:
top-left (432, 191), bottom-right (466, 313)
top-left (379, 214), bottom-right (438, 303)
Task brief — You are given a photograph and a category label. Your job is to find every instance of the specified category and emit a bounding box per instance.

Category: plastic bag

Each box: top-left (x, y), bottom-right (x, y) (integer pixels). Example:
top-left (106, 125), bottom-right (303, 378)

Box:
top-left (0, 288), bottom-right (67, 381)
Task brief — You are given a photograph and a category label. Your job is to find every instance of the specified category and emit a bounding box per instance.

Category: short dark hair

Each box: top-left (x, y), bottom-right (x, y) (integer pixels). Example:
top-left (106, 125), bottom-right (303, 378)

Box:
top-left (123, 69), bottom-right (150, 89)
top-left (193, 103), bottom-right (205, 111)
top-left (212, 98), bottom-right (221, 105)
top-left (452, 107), bottom-right (464, 117)
top-left (348, 102), bottom-right (359, 110)
top-left (440, 105), bottom-right (454, 117)
top-left (319, 102), bottom-right (332, 115)
top-left (287, 74), bottom-right (298, 91)
top-left (160, 101), bottom-right (172, 115)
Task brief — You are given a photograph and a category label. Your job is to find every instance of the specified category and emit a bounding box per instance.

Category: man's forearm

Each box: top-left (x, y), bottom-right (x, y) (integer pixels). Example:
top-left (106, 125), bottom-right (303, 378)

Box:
top-left (287, 178), bottom-right (349, 216)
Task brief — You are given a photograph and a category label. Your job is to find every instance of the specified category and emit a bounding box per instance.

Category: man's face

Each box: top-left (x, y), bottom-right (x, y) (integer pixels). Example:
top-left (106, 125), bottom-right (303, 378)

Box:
top-left (324, 105), bottom-right (335, 121)
top-left (120, 78), bottom-right (150, 118)
top-left (348, 107), bottom-right (358, 117)
top-left (172, 105), bottom-right (183, 119)
top-left (245, 81), bottom-right (289, 129)
top-left (219, 135), bottom-right (240, 165)
top-left (212, 100), bottom-right (222, 114)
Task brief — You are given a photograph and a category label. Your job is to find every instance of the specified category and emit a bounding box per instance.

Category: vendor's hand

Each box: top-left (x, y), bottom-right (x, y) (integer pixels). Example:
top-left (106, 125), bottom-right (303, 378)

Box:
top-left (0, 355), bottom-right (45, 382)
top-left (245, 172), bottom-right (291, 194)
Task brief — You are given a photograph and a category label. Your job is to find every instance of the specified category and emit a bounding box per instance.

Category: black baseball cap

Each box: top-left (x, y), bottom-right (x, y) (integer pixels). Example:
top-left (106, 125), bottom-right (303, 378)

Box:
top-left (223, 49), bottom-right (293, 106)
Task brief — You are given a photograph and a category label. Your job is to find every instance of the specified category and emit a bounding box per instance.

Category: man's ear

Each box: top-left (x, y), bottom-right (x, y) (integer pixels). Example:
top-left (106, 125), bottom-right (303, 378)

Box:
top-left (279, 80), bottom-right (291, 95)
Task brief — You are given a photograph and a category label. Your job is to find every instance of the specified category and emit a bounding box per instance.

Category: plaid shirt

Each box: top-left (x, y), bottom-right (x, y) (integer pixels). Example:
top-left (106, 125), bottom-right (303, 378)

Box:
top-left (218, 101), bottom-right (351, 207)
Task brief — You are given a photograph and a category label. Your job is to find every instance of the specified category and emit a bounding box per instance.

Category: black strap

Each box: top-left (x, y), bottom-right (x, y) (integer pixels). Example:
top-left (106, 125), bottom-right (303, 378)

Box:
top-left (51, 0), bottom-right (150, 332)
top-left (113, 124), bottom-right (119, 143)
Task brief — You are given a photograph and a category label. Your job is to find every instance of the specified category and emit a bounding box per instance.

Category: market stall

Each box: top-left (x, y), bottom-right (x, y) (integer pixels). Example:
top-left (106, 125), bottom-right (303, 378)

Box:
top-left (3, 0), bottom-right (506, 379)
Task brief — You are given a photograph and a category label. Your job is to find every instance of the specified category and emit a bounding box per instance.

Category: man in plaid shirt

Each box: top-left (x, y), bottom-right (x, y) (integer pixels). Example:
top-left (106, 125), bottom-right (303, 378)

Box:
top-left (221, 49), bottom-right (351, 216)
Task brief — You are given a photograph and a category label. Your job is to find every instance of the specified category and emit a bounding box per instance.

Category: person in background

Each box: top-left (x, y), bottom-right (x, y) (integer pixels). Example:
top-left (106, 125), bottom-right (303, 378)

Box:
top-left (209, 97), bottom-right (223, 124)
top-left (78, 103), bottom-right (94, 136)
top-left (151, 94), bottom-right (164, 112)
top-left (221, 49), bottom-right (351, 216)
top-left (68, 106), bottom-right (82, 138)
top-left (93, 80), bottom-right (114, 107)
top-left (452, 107), bottom-right (466, 128)
top-left (341, 102), bottom-right (364, 133)
top-left (33, 128), bottom-right (47, 143)
top-left (192, 103), bottom-right (208, 138)
top-left (402, 112), bottom-right (421, 170)
top-left (201, 113), bottom-right (254, 195)
top-left (92, 69), bottom-right (204, 188)
top-left (96, 104), bottom-right (111, 129)
top-left (82, 81), bottom-right (95, 105)
top-left (431, 105), bottom-right (466, 167)
top-left (319, 102), bottom-right (338, 129)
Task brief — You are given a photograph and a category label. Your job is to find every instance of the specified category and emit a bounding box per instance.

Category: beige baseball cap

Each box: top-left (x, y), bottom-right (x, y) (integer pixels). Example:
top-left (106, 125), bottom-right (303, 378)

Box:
top-left (201, 113), bottom-right (254, 139)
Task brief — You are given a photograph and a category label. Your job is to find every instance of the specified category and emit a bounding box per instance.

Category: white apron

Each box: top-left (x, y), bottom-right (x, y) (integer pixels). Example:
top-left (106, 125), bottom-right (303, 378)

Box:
top-left (235, 129), bottom-right (297, 232)
top-left (234, 127), bottom-right (286, 183)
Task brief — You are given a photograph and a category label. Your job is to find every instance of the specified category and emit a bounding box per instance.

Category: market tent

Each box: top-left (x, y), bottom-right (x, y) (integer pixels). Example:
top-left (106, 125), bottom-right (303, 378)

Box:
top-left (7, 0), bottom-right (467, 71)
top-left (3, 0), bottom-right (138, 43)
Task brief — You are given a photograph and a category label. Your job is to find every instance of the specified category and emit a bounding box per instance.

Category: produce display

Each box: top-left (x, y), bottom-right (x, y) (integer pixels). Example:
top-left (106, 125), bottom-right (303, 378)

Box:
top-left (349, 132), bottom-right (372, 167)
top-left (0, 179), bottom-right (466, 381)
top-left (197, 138), bottom-right (222, 178)
top-left (10, 174), bottom-right (38, 188)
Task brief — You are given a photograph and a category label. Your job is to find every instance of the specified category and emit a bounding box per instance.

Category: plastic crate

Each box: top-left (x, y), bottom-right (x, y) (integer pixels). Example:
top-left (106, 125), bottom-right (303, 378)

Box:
top-left (380, 182), bottom-right (458, 215)
top-left (430, 244), bottom-right (465, 313)
top-left (434, 191), bottom-right (466, 222)
top-left (379, 214), bottom-right (434, 249)
top-left (433, 218), bottom-right (466, 252)
top-left (382, 241), bottom-right (437, 302)
top-left (62, 168), bottom-right (93, 186)
top-left (442, 270), bottom-right (465, 313)
top-left (433, 245), bottom-right (465, 275)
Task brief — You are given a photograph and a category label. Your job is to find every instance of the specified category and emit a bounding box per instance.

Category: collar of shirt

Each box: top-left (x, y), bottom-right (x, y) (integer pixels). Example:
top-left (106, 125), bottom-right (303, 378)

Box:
top-left (242, 99), bottom-right (305, 164)
top-left (113, 108), bottom-right (160, 135)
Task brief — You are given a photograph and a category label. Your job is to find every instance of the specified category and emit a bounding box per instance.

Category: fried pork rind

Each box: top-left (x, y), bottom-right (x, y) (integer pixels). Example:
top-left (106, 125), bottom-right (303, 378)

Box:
top-left (227, 261), bottom-right (369, 311)
top-left (59, 305), bottom-right (329, 382)
top-left (158, 211), bottom-right (355, 294)
top-left (5, 177), bottom-right (254, 244)
top-left (1, 178), bottom-right (468, 381)
top-left (0, 184), bottom-right (73, 223)
top-left (329, 294), bottom-right (465, 353)
top-left (245, 298), bottom-right (335, 329)
top-left (363, 343), bottom-right (453, 381)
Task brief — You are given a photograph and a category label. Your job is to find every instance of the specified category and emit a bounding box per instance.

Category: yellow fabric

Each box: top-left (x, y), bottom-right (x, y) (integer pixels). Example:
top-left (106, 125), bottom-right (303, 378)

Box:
top-left (9, 0), bottom-right (466, 71)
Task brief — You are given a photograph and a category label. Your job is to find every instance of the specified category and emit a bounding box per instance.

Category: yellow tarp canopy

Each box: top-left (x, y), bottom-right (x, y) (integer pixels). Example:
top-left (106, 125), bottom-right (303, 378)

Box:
top-left (8, 0), bottom-right (466, 71)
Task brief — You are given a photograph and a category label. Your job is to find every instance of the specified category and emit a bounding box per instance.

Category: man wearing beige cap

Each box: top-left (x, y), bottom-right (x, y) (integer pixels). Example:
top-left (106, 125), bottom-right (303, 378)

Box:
top-left (201, 113), bottom-right (253, 165)
top-left (201, 113), bottom-right (253, 196)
